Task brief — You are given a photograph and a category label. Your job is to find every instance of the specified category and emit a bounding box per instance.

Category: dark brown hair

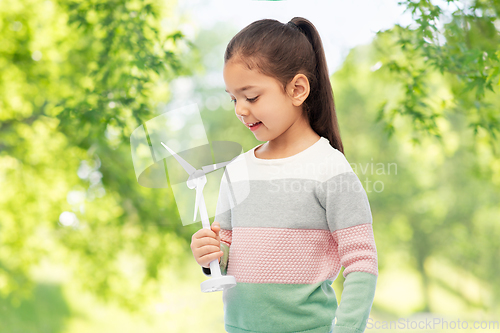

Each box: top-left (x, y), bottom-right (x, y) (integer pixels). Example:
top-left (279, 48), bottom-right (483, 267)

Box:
top-left (224, 17), bottom-right (344, 155)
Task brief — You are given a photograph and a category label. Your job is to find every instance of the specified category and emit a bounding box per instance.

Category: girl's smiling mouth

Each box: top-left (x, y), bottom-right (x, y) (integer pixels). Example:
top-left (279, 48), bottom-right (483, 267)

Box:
top-left (246, 121), bottom-right (262, 131)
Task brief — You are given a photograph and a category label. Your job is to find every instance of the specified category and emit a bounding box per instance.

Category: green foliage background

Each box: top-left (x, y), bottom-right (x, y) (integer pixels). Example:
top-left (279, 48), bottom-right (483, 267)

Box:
top-left (0, 0), bottom-right (499, 332)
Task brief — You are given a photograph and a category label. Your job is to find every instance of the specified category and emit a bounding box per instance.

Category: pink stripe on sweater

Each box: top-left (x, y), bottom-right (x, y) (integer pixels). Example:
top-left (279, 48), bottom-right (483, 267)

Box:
top-left (226, 227), bottom-right (341, 284)
top-left (331, 223), bottom-right (378, 277)
top-left (220, 229), bottom-right (232, 247)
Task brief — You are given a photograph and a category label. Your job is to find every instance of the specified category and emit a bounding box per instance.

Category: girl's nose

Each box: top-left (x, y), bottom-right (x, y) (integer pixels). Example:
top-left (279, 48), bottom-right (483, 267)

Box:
top-left (235, 103), bottom-right (249, 118)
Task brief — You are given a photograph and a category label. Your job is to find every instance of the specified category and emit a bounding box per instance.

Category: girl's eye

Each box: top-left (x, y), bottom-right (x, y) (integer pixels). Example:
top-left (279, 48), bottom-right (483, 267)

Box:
top-left (230, 97), bottom-right (258, 104)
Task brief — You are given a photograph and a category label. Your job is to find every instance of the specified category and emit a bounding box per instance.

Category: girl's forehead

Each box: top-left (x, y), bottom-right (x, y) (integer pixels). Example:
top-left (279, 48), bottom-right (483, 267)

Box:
top-left (224, 62), bottom-right (276, 91)
top-left (224, 60), bottom-right (254, 76)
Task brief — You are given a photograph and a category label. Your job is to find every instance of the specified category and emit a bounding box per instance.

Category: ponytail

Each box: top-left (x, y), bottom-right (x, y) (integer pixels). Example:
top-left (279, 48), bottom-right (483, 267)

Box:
top-left (289, 18), bottom-right (344, 155)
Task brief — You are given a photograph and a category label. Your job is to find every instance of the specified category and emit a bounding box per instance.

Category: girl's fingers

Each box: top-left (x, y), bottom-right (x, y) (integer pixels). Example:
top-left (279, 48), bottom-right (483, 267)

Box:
top-left (191, 237), bottom-right (219, 253)
top-left (200, 250), bottom-right (223, 259)
top-left (206, 245), bottom-right (222, 254)
top-left (199, 236), bottom-right (219, 247)
top-left (191, 226), bottom-right (222, 263)
top-left (212, 222), bottom-right (220, 236)
top-left (195, 244), bottom-right (221, 256)
top-left (193, 228), bottom-right (217, 240)
top-left (200, 251), bottom-right (224, 267)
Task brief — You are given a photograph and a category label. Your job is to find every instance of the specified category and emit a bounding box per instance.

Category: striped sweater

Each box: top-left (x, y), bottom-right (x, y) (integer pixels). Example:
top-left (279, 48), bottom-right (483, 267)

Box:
top-left (204, 136), bottom-right (378, 333)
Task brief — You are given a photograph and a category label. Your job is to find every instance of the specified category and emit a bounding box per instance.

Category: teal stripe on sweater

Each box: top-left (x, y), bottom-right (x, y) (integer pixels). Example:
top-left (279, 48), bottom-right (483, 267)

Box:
top-left (221, 271), bottom-right (377, 333)
top-left (223, 280), bottom-right (337, 333)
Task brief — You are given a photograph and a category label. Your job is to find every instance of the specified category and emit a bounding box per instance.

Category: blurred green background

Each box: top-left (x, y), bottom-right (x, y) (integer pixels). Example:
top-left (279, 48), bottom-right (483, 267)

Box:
top-left (0, 0), bottom-right (499, 332)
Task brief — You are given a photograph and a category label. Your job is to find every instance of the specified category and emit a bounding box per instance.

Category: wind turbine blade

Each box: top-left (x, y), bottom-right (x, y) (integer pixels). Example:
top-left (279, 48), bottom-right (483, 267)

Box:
top-left (201, 155), bottom-right (240, 174)
top-left (197, 190), bottom-right (211, 229)
top-left (160, 142), bottom-right (196, 175)
top-left (201, 161), bottom-right (229, 174)
top-left (194, 185), bottom-right (200, 221)
top-left (193, 178), bottom-right (206, 222)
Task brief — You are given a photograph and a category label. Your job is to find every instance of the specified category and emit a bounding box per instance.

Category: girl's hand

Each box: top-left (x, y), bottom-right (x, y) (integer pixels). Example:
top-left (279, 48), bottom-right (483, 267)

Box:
top-left (190, 221), bottom-right (224, 268)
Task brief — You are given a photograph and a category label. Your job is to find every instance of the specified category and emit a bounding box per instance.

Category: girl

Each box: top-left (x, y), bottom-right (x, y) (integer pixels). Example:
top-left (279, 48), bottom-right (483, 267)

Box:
top-left (191, 17), bottom-right (378, 333)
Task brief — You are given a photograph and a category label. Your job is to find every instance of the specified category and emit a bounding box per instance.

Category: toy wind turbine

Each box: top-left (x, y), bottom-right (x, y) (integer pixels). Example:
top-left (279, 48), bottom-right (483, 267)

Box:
top-left (160, 141), bottom-right (236, 292)
top-left (130, 103), bottom-right (249, 292)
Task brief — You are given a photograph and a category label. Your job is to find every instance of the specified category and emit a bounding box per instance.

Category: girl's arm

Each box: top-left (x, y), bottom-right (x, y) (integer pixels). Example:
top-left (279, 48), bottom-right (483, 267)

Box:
top-left (317, 170), bottom-right (378, 333)
top-left (331, 223), bottom-right (378, 333)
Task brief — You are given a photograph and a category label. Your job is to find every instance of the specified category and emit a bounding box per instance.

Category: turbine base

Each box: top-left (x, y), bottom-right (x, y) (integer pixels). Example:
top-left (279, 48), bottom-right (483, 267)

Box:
top-left (200, 275), bottom-right (237, 293)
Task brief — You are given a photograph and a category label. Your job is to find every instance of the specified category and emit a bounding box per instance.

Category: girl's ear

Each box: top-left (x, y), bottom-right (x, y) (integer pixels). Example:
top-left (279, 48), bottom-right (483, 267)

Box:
top-left (287, 74), bottom-right (310, 107)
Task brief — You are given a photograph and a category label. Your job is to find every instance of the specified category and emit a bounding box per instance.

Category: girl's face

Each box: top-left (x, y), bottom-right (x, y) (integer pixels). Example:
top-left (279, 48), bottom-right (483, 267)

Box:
top-left (223, 59), bottom-right (309, 143)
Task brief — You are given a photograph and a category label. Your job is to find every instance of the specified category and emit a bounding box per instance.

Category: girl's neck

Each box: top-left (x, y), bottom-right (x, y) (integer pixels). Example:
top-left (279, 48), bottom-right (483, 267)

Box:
top-left (255, 119), bottom-right (320, 160)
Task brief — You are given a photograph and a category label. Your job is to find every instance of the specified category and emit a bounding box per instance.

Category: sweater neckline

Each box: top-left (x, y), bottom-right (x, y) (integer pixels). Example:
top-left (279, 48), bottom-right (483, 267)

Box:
top-left (250, 136), bottom-right (327, 164)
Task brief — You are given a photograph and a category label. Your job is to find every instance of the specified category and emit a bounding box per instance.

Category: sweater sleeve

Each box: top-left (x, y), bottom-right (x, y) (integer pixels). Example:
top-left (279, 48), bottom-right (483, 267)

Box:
top-left (317, 170), bottom-right (378, 333)
top-left (202, 168), bottom-right (233, 277)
